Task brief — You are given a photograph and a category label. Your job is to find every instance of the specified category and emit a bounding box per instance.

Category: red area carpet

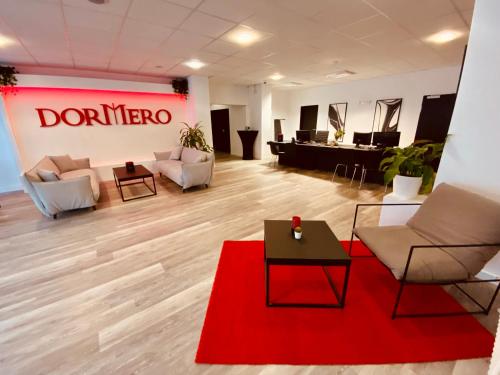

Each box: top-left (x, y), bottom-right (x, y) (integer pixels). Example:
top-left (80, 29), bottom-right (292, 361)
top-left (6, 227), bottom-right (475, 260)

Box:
top-left (195, 241), bottom-right (494, 365)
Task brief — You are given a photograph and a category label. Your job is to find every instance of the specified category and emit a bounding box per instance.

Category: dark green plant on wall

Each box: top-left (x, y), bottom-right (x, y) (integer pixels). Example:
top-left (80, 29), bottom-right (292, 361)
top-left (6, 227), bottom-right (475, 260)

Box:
top-left (179, 122), bottom-right (213, 152)
top-left (0, 65), bottom-right (18, 94)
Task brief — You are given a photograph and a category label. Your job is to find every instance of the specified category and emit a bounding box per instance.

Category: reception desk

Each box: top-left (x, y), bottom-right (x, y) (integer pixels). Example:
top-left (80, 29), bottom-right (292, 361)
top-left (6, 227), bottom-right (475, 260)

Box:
top-left (268, 141), bottom-right (385, 183)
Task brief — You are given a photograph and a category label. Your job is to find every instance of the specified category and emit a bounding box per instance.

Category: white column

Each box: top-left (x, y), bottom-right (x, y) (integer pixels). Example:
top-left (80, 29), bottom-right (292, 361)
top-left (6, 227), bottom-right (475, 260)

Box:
top-left (187, 75), bottom-right (213, 148)
top-left (247, 83), bottom-right (272, 159)
top-left (0, 96), bottom-right (22, 192)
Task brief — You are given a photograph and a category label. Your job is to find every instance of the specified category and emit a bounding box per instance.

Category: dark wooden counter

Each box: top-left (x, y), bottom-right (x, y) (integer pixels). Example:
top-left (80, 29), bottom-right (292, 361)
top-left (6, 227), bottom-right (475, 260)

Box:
top-left (268, 141), bottom-right (385, 183)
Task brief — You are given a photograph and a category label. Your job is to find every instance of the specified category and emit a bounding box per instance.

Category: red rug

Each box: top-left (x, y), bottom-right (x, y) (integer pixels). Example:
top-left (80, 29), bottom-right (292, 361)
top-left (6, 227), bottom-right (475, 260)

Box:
top-left (196, 241), bottom-right (494, 365)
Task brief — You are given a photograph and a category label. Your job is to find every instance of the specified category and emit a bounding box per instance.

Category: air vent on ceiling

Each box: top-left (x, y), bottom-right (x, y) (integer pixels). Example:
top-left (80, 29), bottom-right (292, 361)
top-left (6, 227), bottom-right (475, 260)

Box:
top-left (88, 0), bottom-right (108, 4)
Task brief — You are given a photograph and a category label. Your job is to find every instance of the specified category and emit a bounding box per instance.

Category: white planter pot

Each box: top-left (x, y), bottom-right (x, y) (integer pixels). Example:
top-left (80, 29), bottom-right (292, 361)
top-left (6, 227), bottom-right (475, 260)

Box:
top-left (393, 175), bottom-right (422, 199)
top-left (294, 231), bottom-right (302, 240)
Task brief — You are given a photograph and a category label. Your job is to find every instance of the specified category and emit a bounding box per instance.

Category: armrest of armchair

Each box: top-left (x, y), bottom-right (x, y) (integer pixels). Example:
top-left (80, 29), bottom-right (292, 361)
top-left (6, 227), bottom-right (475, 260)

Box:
top-left (73, 157), bottom-right (91, 169)
top-left (181, 160), bottom-right (213, 189)
top-left (351, 203), bottom-right (423, 231)
top-left (32, 176), bottom-right (96, 215)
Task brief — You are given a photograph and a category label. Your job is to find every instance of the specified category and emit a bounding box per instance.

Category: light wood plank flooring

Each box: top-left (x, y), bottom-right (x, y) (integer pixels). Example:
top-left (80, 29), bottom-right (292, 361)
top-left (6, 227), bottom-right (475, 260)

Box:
top-left (0, 155), bottom-right (496, 375)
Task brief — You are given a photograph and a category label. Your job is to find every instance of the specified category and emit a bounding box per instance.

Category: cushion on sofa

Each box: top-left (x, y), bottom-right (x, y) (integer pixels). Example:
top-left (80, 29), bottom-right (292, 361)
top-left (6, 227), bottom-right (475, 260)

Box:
top-left (60, 169), bottom-right (100, 201)
top-left (354, 225), bottom-right (469, 282)
top-left (170, 146), bottom-right (183, 160)
top-left (50, 155), bottom-right (78, 173)
top-left (37, 169), bottom-right (60, 182)
top-left (181, 147), bottom-right (207, 163)
top-left (154, 151), bottom-right (171, 161)
top-left (25, 156), bottom-right (61, 183)
top-left (157, 160), bottom-right (183, 186)
top-left (407, 183), bottom-right (500, 277)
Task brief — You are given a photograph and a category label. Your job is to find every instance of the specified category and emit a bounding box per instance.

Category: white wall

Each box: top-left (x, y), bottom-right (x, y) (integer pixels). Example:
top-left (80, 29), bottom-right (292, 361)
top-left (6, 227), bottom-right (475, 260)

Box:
top-left (1, 75), bottom-right (212, 183)
top-left (434, 0), bottom-right (500, 277)
top-left (272, 67), bottom-right (461, 147)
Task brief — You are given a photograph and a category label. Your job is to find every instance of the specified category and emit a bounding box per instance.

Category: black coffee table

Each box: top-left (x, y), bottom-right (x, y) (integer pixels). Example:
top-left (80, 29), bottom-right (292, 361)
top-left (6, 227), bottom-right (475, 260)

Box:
top-left (113, 165), bottom-right (157, 202)
top-left (264, 220), bottom-right (351, 308)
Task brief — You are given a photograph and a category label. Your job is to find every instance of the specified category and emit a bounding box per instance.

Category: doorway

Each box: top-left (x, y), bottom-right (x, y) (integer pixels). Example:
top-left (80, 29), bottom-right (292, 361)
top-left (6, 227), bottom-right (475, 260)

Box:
top-left (210, 108), bottom-right (231, 153)
top-left (414, 94), bottom-right (456, 143)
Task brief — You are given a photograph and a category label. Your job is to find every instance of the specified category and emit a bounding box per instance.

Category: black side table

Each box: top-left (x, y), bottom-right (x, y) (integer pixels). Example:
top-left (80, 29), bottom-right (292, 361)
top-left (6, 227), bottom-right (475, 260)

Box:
top-left (237, 130), bottom-right (258, 160)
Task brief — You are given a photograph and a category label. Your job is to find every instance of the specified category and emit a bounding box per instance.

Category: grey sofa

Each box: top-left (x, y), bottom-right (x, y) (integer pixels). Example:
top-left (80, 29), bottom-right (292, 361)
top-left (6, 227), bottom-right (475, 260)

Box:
top-left (154, 147), bottom-right (214, 191)
top-left (21, 156), bottom-right (100, 219)
top-left (351, 183), bottom-right (500, 318)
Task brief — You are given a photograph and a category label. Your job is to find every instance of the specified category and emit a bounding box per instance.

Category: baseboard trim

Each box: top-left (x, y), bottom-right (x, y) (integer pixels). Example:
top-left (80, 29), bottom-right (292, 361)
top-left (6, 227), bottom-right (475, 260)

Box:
top-left (0, 183), bottom-right (23, 194)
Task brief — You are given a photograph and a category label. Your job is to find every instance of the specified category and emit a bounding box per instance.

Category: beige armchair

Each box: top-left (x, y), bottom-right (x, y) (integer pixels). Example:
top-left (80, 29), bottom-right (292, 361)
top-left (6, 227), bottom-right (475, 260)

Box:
top-left (20, 156), bottom-right (100, 219)
top-left (350, 183), bottom-right (500, 318)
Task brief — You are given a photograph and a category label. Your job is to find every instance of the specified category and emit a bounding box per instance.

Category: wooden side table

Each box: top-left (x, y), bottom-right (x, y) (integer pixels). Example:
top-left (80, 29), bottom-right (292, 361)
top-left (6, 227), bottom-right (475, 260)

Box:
top-left (112, 165), bottom-right (157, 202)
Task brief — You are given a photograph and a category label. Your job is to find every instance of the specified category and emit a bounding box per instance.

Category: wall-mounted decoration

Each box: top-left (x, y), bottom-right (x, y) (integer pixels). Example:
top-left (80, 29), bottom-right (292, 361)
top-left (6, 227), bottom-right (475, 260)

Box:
top-left (328, 102), bottom-right (347, 141)
top-left (0, 65), bottom-right (18, 95)
top-left (172, 78), bottom-right (188, 96)
top-left (373, 98), bottom-right (402, 132)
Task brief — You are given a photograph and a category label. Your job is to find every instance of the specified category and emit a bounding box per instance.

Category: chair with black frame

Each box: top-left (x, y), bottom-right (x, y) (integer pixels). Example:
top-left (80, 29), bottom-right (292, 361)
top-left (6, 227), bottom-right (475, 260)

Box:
top-left (315, 130), bottom-right (329, 143)
top-left (269, 142), bottom-right (285, 167)
top-left (348, 183), bottom-right (500, 319)
top-left (332, 148), bottom-right (354, 182)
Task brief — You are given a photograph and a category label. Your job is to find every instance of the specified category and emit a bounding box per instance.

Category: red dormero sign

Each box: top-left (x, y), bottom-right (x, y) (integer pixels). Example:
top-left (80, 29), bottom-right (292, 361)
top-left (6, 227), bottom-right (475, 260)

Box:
top-left (36, 103), bottom-right (172, 127)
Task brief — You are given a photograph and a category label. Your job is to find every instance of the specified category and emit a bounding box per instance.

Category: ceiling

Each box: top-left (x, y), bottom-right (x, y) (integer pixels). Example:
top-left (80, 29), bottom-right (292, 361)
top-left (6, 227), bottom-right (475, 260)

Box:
top-left (0, 0), bottom-right (474, 88)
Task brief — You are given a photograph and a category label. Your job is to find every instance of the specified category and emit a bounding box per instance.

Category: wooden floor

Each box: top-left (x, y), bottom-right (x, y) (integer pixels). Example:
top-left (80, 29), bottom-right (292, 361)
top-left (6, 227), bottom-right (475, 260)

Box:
top-left (0, 154), bottom-right (496, 375)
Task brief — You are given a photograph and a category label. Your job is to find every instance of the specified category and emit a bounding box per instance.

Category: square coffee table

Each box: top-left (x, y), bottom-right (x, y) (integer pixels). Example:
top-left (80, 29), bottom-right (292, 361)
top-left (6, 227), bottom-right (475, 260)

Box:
top-left (113, 165), bottom-right (157, 202)
top-left (264, 220), bottom-right (351, 308)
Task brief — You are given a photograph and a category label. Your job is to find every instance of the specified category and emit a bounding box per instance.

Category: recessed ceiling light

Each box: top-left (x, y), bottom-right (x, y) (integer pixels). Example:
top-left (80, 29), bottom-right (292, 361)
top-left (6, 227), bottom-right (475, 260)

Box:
top-left (183, 59), bottom-right (206, 70)
top-left (0, 34), bottom-right (15, 48)
top-left (224, 25), bottom-right (263, 46)
top-left (426, 30), bottom-right (462, 44)
top-left (88, 0), bottom-right (108, 4)
top-left (155, 65), bottom-right (163, 69)
top-left (270, 73), bottom-right (284, 81)
top-left (327, 70), bottom-right (356, 79)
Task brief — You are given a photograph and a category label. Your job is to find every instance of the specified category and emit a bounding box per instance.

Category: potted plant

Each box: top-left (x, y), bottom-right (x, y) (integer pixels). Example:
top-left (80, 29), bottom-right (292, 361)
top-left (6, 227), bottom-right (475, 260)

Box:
top-left (379, 141), bottom-right (444, 198)
top-left (0, 65), bottom-right (18, 95)
top-left (294, 226), bottom-right (302, 240)
top-left (334, 129), bottom-right (345, 142)
top-left (179, 122), bottom-right (213, 152)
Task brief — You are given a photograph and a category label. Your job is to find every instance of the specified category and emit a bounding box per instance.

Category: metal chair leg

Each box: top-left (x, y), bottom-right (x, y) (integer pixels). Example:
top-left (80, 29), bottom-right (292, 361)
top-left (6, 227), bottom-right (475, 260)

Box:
top-left (350, 166), bottom-right (358, 187)
top-left (332, 164), bottom-right (340, 181)
top-left (359, 167), bottom-right (367, 189)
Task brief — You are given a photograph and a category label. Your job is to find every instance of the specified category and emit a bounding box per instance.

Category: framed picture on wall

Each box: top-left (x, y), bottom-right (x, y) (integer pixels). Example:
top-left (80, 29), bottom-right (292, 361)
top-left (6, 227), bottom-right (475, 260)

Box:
top-left (372, 98), bottom-right (402, 132)
top-left (328, 102), bottom-right (348, 141)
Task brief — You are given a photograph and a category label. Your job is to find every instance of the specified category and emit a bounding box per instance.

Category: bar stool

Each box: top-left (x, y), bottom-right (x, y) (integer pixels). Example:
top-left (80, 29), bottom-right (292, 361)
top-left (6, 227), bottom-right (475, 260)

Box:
top-left (332, 148), bottom-right (353, 181)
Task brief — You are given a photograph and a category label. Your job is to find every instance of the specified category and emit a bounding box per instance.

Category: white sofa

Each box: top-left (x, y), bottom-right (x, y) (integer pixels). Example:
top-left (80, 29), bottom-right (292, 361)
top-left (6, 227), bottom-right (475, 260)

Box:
top-left (154, 147), bottom-right (214, 191)
top-left (20, 156), bottom-right (100, 219)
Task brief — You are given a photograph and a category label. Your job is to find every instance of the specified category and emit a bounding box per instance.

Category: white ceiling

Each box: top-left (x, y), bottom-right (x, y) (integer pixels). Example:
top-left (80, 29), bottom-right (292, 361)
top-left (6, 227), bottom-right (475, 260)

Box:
top-left (0, 0), bottom-right (474, 88)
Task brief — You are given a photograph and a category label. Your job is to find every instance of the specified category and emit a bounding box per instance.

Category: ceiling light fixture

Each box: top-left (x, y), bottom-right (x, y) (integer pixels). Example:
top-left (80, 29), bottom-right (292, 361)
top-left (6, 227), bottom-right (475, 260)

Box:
top-left (426, 29), bottom-right (462, 44)
top-left (88, 0), bottom-right (108, 4)
top-left (270, 73), bottom-right (284, 81)
top-left (225, 25), bottom-right (263, 46)
top-left (183, 59), bottom-right (206, 70)
top-left (0, 34), bottom-right (15, 48)
top-left (327, 70), bottom-right (355, 79)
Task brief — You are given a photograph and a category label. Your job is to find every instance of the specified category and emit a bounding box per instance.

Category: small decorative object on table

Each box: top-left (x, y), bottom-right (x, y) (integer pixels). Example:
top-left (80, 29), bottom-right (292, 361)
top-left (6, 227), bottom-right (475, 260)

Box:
top-left (125, 161), bottom-right (135, 172)
top-left (294, 226), bottom-right (302, 240)
top-left (291, 215), bottom-right (301, 234)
